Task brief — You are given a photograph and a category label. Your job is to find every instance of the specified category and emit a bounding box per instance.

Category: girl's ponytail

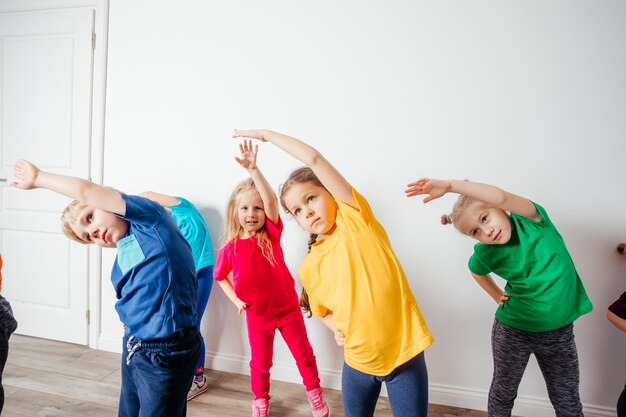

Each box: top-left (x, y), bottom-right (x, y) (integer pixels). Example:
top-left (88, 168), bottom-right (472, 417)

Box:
top-left (441, 214), bottom-right (454, 225)
top-left (300, 289), bottom-right (312, 318)
top-left (441, 194), bottom-right (483, 230)
top-left (307, 233), bottom-right (318, 253)
top-left (300, 232), bottom-right (318, 317)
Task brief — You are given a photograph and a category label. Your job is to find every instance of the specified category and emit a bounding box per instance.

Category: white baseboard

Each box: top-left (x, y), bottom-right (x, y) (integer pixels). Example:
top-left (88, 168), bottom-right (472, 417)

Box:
top-left (205, 350), bottom-right (343, 390)
top-left (429, 383), bottom-right (489, 411)
top-left (97, 332), bottom-right (122, 354)
top-left (206, 351), bottom-right (616, 417)
top-left (429, 382), bottom-right (615, 417)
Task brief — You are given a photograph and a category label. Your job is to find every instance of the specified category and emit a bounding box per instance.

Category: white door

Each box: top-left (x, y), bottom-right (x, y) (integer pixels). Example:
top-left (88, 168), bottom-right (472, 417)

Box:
top-left (0, 8), bottom-right (95, 345)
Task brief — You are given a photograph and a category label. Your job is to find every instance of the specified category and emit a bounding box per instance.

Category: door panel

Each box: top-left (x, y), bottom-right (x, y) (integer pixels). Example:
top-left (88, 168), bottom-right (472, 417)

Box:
top-left (0, 8), bottom-right (95, 344)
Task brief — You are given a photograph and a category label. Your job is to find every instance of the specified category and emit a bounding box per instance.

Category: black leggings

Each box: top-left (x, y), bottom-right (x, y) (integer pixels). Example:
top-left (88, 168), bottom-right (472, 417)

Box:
top-left (618, 382), bottom-right (626, 417)
top-left (0, 294), bottom-right (17, 414)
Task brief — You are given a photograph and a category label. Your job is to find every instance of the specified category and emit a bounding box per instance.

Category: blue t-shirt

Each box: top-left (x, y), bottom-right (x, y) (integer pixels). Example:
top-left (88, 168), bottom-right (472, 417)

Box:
top-left (112, 194), bottom-right (197, 340)
top-left (170, 197), bottom-right (214, 272)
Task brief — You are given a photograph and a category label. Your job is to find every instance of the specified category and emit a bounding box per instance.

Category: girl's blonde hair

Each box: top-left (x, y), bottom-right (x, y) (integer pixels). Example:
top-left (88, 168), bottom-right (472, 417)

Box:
top-left (441, 195), bottom-right (490, 233)
top-left (223, 178), bottom-right (276, 266)
top-left (278, 167), bottom-right (328, 317)
top-left (61, 200), bottom-right (89, 244)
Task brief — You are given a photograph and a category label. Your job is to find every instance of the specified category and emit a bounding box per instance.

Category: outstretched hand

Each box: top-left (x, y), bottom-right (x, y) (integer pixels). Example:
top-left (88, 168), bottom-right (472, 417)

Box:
top-left (235, 139), bottom-right (258, 170)
top-left (232, 129), bottom-right (267, 142)
top-left (405, 178), bottom-right (451, 203)
top-left (12, 159), bottom-right (41, 190)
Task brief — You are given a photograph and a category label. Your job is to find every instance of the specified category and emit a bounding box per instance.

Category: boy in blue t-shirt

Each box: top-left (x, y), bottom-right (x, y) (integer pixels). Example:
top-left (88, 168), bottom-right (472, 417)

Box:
top-left (12, 159), bottom-right (200, 417)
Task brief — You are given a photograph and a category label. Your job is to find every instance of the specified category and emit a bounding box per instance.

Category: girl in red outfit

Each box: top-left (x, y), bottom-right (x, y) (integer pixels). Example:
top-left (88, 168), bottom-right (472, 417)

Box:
top-left (214, 140), bottom-right (330, 417)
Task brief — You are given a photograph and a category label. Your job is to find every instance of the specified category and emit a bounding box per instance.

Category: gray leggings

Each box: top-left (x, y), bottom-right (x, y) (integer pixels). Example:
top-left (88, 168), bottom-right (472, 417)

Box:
top-left (489, 319), bottom-right (584, 417)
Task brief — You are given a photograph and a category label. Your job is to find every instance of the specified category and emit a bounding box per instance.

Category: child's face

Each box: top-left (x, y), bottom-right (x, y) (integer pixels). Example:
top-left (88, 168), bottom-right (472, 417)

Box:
top-left (237, 190), bottom-right (266, 237)
top-left (459, 205), bottom-right (512, 245)
top-left (283, 182), bottom-right (337, 235)
top-left (71, 207), bottom-right (129, 248)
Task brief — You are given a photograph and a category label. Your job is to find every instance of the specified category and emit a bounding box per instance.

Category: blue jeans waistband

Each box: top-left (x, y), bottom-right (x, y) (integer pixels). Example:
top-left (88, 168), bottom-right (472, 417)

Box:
top-left (125, 327), bottom-right (198, 365)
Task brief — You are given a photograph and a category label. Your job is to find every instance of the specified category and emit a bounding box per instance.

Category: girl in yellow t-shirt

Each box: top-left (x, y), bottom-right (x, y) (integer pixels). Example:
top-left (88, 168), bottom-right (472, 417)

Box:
top-left (232, 129), bottom-right (433, 417)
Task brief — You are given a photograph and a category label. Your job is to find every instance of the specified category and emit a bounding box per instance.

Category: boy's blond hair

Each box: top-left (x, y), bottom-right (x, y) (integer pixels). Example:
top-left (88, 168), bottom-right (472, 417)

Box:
top-left (61, 200), bottom-right (89, 244)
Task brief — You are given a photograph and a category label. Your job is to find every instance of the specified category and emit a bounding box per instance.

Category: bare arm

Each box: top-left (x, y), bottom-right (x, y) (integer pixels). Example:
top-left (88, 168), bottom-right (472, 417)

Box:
top-left (13, 159), bottom-right (125, 215)
top-left (608, 311), bottom-right (626, 333)
top-left (318, 314), bottom-right (345, 346)
top-left (233, 129), bottom-right (356, 208)
top-left (217, 279), bottom-right (249, 314)
top-left (471, 273), bottom-right (510, 306)
top-left (608, 245), bottom-right (626, 331)
top-left (139, 191), bottom-right (180, 208)
top-left (406, 178), bottom-right (540, 221)
top-left (235, 140), bottom-right (279, 224)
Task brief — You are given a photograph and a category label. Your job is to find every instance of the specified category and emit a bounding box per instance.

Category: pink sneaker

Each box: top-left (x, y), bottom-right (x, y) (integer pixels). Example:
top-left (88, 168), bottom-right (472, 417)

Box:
top-left (252, 398), bottom-right (270, 417)
top-left (306, 387), bottom-right (330, 417)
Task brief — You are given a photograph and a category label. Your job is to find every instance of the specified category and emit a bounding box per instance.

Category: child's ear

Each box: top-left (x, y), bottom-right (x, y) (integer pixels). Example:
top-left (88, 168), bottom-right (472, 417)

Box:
top-left (618, 243), bottom-right (625, 255)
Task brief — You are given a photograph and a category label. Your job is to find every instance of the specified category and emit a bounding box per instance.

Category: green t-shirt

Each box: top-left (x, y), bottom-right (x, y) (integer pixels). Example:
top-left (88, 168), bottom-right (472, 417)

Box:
top-left (468, 202), bottom-right (592, 332)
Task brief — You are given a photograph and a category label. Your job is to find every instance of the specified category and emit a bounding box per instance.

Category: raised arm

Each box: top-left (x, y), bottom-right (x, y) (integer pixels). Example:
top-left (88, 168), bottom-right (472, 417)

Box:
top-left (233, 129), bottom-right (356, 208)
top-left (406, 178), bottom-right (540, 220)
top-left (139, 191), bottom-right (180, 208)
top-left (235, 140), bottom-right (279, 224)
top-left (13, 160), bottom-right (125, 215)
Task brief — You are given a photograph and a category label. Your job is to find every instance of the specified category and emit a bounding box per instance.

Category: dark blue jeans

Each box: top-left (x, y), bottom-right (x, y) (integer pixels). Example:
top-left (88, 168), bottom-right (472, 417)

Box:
top-left (194, 266), bottom-right (213, 376)
top-left (118, 328), bottom-right (201, 417)
top-left (341, 352), bottom-right (428, 417)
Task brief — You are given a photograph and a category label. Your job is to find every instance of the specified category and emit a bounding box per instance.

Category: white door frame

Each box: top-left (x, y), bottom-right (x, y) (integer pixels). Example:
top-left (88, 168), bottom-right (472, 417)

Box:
top-left (0, 0), bottom-right (109, 350)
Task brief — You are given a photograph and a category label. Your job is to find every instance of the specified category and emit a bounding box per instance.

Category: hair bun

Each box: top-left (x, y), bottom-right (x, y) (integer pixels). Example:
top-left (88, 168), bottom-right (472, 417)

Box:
top-left (441, 214), bottom-right (453, 225)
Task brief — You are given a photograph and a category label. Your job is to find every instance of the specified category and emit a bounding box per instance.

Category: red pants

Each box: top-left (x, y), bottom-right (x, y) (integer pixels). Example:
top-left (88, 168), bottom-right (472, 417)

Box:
top-left (246, 307), bottom-right (321, 400)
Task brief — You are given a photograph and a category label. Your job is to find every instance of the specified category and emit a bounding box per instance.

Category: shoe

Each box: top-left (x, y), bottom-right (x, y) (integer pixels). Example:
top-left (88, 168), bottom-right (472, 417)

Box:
top-left (252, 398), bottom-right (270, 417)
top-left (306, 387), bottom-right (330, 417)
top-left (187, 374), bottom-right (208, 401)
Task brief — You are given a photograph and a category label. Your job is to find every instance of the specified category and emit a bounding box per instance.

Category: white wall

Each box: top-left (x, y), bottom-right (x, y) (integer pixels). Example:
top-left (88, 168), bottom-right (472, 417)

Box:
top-left (99, 1), bottom-right (626, 416)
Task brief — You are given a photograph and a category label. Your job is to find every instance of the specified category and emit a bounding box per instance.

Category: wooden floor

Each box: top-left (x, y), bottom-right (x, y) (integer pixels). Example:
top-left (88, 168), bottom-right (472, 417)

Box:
top-left (3, 335), bottom-right (489, 417)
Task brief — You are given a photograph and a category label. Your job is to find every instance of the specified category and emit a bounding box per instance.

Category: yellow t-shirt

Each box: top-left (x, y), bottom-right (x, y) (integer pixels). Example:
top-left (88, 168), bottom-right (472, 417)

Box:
top-left (298, 188), bottom-right (433, 375)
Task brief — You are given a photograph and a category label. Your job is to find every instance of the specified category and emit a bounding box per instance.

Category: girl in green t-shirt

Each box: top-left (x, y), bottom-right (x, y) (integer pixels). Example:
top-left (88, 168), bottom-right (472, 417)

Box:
top-left (406, 178), bottom-right (591, 417)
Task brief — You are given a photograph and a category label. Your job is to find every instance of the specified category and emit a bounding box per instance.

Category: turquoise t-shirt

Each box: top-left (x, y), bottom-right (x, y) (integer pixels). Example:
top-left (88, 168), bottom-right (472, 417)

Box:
top-left (170, 197), bottom-right (214, 272)
top-left (468, 202), bottom-right (592, 332)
